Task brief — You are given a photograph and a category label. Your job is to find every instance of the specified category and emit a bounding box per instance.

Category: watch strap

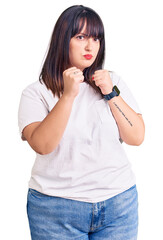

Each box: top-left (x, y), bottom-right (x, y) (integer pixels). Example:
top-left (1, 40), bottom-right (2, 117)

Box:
top-left (103, 85), bottom-right (120, 100)
top-left (104, 90), bottom-right (117, 100)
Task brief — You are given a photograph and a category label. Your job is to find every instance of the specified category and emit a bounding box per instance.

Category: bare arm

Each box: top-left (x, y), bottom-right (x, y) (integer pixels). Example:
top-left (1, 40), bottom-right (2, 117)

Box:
top-left (23, 94), bottom-right (75, 154)
top-left (108, 96), bottom-right (145, 145)
top-left (92, 70), bottom-right (145, 145)
top-left (23, 67), bottom-right (84, 155)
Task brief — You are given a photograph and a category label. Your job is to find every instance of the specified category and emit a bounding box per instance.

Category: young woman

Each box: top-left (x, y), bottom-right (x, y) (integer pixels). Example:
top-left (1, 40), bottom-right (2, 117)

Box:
top-left (18, 5), bottom-right (145, 240)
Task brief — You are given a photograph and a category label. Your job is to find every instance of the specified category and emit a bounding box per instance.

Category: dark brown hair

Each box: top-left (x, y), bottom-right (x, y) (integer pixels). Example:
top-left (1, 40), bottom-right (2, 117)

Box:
top-left (39, 5), bottom-right (105, 98)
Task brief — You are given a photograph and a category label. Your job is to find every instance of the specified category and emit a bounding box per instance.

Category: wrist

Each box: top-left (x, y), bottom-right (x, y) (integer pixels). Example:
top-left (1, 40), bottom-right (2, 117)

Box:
top-left (61, 93), bottom-right (75, 103)
top-left (103, 85), bottom-right (120, 101)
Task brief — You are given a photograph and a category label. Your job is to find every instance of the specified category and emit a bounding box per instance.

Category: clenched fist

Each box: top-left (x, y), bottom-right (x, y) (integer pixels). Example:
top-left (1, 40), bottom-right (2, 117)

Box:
top-left (63, 67), bottom-right (84, 99)
top-left (92, 70), bottom-right (113, 95)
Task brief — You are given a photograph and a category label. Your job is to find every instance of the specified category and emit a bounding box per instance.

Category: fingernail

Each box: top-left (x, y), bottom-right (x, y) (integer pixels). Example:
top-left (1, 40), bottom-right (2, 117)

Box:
top-left (92, 77), bottom-right (94, 80)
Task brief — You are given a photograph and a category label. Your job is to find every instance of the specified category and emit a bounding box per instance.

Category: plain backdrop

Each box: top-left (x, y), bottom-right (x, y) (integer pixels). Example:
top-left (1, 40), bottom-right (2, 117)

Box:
top-left (1, 0), bottom-right (163, 239)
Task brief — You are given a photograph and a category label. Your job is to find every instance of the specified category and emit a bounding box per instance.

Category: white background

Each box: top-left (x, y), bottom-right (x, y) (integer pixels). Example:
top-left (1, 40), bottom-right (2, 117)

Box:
top-left (1, 0), bottom-right (163, 239)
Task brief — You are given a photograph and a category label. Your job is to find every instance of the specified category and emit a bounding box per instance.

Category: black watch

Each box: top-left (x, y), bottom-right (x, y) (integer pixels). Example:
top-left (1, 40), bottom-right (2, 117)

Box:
top-left (103, 85), bottom-right (120, 100)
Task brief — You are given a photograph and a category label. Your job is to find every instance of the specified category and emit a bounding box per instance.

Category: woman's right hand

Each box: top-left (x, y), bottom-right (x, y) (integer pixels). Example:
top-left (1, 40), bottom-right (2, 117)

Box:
top-left (63, 67), bottom-right (84, 99)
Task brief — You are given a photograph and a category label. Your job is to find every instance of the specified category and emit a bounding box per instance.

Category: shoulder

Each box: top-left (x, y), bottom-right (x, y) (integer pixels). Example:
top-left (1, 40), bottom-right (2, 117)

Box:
top-left (20, 80), bottom-right (59, 111)
top-left (22, 80), bottom-right (45, 96)
top-left (21, 80), bottom-right (55, 100)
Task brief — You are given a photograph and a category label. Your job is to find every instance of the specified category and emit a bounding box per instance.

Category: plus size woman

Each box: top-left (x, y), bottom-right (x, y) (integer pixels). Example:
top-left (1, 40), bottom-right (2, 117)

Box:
top-left (18, 5), bottom-right (145, 240)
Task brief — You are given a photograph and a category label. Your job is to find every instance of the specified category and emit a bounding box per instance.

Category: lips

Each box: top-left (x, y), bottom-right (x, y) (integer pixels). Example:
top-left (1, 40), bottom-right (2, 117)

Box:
top-left (84, 54), bottom-right (93, 60)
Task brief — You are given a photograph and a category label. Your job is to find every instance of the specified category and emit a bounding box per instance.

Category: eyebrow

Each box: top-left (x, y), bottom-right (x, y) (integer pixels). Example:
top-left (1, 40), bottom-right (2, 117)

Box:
top-left (77, 33), bottom-right (88, 36)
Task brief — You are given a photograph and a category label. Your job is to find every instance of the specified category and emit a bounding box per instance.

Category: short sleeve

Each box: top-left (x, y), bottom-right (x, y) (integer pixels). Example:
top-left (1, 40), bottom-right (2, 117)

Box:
top-left (110, 72), bottom-right (142, 114)
top-left (18, 83), bottom-right (49, 139)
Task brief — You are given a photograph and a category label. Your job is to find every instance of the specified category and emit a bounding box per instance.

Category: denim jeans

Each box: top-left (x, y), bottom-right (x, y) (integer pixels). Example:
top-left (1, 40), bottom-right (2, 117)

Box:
top-left (27, 185), bottom-right (138, 240)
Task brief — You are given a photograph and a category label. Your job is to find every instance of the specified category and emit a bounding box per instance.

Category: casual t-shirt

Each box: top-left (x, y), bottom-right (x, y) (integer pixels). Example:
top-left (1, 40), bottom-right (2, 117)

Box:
top-left (18, 71), bottom-right (142, 203)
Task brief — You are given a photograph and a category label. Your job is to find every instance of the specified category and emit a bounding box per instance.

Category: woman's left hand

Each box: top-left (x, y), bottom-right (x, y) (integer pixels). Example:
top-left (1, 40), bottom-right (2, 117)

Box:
top-left (92, 70), bottom-right (113, 95)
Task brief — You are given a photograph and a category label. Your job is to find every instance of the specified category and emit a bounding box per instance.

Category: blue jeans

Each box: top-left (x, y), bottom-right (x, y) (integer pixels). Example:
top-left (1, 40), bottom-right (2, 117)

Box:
top-left (27, 185), bottom-right (138, 240)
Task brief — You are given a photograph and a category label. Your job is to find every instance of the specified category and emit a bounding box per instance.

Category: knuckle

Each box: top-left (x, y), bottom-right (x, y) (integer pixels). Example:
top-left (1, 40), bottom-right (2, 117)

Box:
top-left (70, 73), bottom-right (74, 78)
top-left (63, 70), bottom-right (68, 77)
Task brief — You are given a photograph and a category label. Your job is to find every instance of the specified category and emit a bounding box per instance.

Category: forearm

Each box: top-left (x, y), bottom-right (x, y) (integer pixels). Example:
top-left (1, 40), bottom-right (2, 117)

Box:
top-left (108, 96), bottom-right (145, 145)
top-left (30, 94), bottom-right (75, 154)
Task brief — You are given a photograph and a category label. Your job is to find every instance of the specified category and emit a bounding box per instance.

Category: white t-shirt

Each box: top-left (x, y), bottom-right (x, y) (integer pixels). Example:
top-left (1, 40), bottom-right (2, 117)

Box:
top-left (18, 71), bottom-right (142, 203)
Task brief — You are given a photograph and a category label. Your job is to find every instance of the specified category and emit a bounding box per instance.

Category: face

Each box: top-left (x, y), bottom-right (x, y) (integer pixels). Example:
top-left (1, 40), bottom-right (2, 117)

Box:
top-left (69, 23), bottom-right (100, 71)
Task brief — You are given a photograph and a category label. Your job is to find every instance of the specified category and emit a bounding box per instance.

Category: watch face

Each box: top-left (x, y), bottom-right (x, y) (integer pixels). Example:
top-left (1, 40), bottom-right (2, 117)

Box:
top-left (113, 85), bottom-right (120, 95)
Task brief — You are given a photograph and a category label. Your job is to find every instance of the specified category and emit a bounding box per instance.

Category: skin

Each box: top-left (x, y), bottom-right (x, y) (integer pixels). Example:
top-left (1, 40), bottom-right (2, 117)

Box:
top-left (69, 31), bottom-right (100, 71)
top-left (22, 23), bottom-right (145, 155)
top-left (67, 24), bottom-right (145, 146)
top-left (91, 69), bottom-right (145, 146)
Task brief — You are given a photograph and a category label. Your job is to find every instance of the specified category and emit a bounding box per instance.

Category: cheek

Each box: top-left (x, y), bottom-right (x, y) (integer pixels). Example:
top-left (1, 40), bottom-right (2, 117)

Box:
top-left (69, 46), bottom-right (75, 62)
top-left (94, 42), bottom-right (100, 55)
top-left (69, 43), bottom-right (80, 59)
top-left (69, 49), bottom-right (78, 63)
top-left (93, 48), bottom-right (100, 61)
top-left (97, 43), bottom-right (100, 53)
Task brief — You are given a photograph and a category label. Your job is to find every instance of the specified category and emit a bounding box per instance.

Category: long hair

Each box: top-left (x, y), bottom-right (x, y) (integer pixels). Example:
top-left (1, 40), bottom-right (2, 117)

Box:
top-left (39, 5), bottom-right (105, 98)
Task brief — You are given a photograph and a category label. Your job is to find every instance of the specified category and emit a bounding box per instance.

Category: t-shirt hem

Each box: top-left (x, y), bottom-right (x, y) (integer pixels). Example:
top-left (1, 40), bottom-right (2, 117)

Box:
top-left (28, 182), bottom-right (136, 203)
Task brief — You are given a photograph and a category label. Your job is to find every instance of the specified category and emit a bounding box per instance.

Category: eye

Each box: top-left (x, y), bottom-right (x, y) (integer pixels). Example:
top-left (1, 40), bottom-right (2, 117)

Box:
top-left (94, 37), bottom-right (100, 42)
top-left (76, 35), bottom-right (85, 40)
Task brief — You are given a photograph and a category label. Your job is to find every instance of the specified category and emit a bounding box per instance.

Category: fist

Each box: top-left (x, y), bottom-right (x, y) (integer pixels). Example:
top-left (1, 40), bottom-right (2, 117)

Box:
top-left (92, 70), bottom-right (113, 95)
top-left (63, 67), bottom-right (84, 98)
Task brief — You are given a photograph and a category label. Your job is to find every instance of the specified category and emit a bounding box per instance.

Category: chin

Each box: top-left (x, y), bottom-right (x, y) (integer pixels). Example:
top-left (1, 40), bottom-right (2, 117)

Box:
top-left (74, 61), bottom-right (94, 71)
top-left (82, 63), bottom-right (93, 69)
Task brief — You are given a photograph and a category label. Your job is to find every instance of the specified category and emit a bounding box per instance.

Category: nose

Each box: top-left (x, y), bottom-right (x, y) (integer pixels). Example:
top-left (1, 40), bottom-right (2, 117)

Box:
top-left (85, 38), bottom-right (93, 51)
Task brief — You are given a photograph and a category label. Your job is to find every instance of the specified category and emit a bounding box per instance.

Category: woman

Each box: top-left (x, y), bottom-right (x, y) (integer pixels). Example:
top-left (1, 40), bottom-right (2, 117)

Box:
top-left (18, 5), bottom-right (145, 240)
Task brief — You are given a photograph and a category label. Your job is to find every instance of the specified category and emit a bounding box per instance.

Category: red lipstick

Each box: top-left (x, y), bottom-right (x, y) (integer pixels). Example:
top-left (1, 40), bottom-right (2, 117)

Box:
top-left (84, 54), bottom-right (93, 60)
